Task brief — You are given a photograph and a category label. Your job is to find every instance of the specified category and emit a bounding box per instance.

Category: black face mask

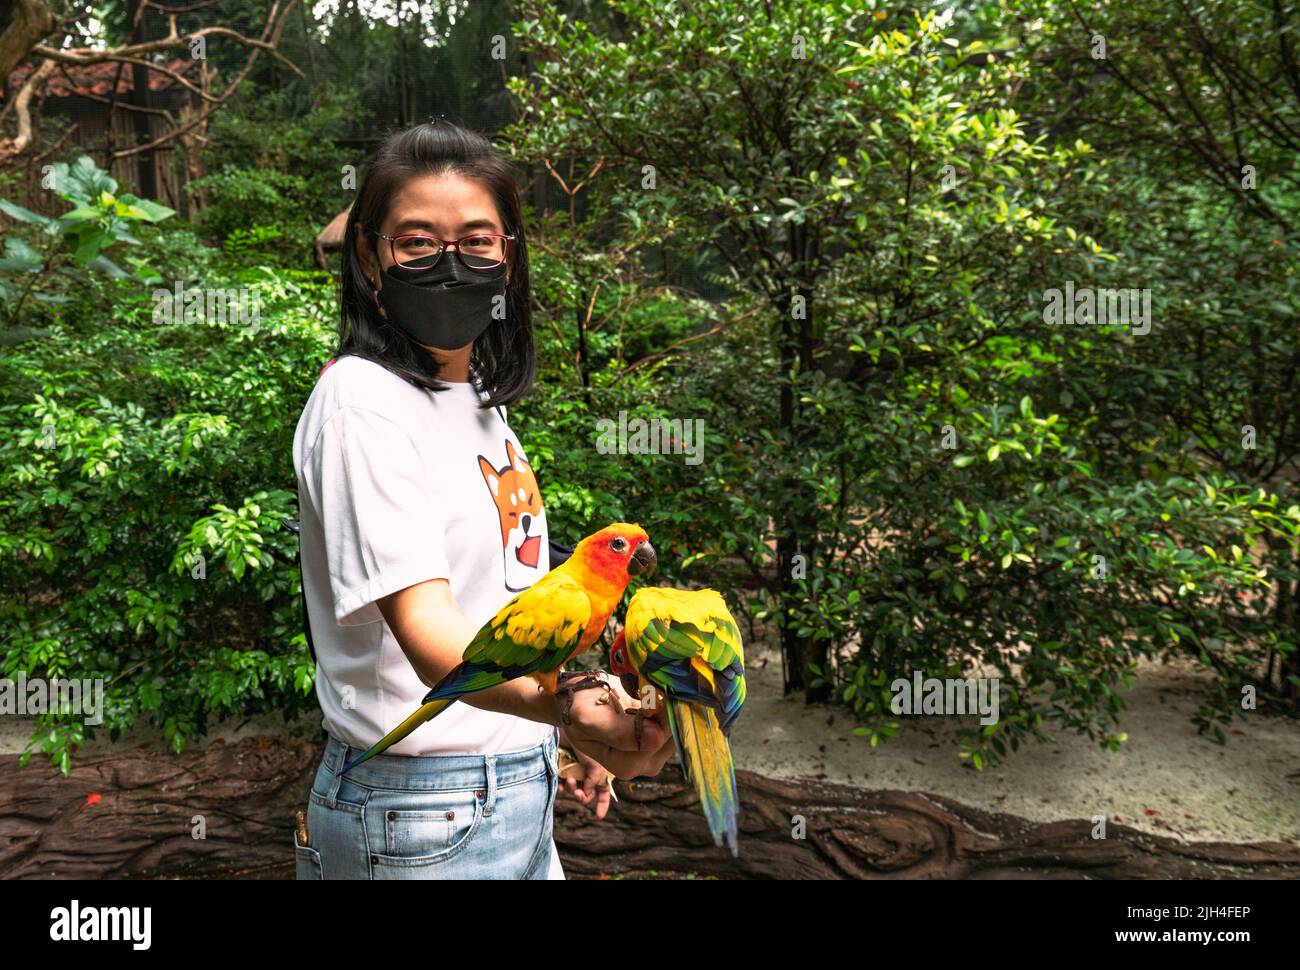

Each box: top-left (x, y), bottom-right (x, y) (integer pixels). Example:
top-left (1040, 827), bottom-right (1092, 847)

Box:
top-left (377, 251), bottom-right (508, 351)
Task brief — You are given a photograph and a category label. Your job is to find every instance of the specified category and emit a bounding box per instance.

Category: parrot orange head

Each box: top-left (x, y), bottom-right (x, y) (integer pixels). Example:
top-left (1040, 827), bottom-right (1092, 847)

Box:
top-left (572, 522), bottom-right (656, 585)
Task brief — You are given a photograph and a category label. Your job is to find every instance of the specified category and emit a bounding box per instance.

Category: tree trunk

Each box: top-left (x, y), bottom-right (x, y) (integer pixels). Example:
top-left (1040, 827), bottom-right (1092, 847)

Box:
top-left (0, 737), bottom-right (313, 879)
top-left (559, 769), bottom-right (1300, 880)
top-left (0, 0), bottom-right (55, 81)
top-left (775, 217), bottom-right (831, 704)
top-left (776, 278), bottom-right (804, 696)
top-left (128, 0), bottom-right (156, 200)
top-left (396, 9), bottom-right (410, 128)
top-left (2, 737), bottom-right (1296, 879)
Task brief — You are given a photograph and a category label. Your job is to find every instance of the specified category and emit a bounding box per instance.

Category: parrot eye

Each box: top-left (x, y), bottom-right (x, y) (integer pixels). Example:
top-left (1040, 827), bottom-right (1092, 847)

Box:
top-left (610, 537), bottom-right (628, 553)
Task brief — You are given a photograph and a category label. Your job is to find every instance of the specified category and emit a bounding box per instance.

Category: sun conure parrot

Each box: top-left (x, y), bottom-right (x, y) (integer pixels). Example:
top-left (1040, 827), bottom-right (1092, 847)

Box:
top-left (339, 523), bottom-right (656, 775)
top-left (608, 587), bottom-right (746, 855)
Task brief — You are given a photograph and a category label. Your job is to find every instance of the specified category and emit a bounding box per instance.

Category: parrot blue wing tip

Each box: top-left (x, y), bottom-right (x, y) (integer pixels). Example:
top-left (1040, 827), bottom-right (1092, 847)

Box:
top-left (338, 752), bottom-right (366, 776)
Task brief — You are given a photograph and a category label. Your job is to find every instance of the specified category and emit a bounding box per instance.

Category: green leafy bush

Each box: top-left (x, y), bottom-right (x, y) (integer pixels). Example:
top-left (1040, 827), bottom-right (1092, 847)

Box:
top-left (4, 1), bottom-right (1298, 779)
top-left (187, 88), bottom-right (361, 263)
top-left (0, 231), bottom-right (335, 771)
top-left (0, 156), bottom-right (174, 324)
top-left (507, 0), bottom-right (1300, 770)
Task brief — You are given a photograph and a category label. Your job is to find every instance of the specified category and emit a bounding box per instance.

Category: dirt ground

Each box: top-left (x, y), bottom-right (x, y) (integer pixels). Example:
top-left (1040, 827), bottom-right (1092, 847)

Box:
top-left (730, 646), bottom-right (1300, 846)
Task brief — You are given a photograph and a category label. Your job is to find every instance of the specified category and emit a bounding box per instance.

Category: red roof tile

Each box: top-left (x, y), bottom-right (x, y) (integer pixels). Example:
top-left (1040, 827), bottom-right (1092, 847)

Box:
top-left (5, 58), bottom-right (206, 98)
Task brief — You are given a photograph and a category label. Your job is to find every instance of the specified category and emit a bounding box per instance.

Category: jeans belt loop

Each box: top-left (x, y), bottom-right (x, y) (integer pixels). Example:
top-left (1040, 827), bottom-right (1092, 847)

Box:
top-left (483, 754), bottom-right (497, 817)
top-left (325, 736), bottom-right (345, 809)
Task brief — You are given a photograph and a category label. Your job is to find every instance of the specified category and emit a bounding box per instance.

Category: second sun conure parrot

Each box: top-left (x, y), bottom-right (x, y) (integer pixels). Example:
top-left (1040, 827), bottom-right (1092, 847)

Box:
top-left (339, 522), bottom-right (656, 775)
top-left (609, 586), bottom-right (746, 855)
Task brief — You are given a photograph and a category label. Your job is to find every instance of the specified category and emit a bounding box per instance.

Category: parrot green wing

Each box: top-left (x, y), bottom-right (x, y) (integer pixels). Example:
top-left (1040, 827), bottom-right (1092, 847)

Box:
top-left (624, 587), bottom-right (746, 733)
top-left (461, 568), bottom-right (594, 673)
top-left (343, 568), bottom-right (594, 775)
top-left (624, 587), bottom-right (746, 855)
top-left (343, 569), bottom-right (592, 764)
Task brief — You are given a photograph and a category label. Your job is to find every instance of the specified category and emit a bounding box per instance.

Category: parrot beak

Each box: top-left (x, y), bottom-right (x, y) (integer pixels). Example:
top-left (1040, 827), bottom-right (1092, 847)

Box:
top-left (628, 539), bottom-right (657, 578)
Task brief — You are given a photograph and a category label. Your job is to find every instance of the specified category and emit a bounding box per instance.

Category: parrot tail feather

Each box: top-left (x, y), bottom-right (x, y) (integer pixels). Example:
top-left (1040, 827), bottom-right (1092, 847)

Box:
top-left (339, 698), bottom-right (454, 775)
top-left (667, 698), bottom-right (739, 856)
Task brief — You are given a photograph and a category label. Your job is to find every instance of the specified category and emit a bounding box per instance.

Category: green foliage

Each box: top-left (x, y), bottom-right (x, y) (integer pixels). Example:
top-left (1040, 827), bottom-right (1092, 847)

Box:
top-left (223, 225), bottom-right (288, 260)
top-left (0, 227), bottom-right (335, 772)
top-left (188, 88), bottom-right (361, 262)
top-left (189, 168), bottom-right (318, 260)
top-left (507, 0), bottom-right (1300, 768)
top-left (4, 0), bottom-right (1298, 776)
top-left (0, 156), bottom-right (174, 323)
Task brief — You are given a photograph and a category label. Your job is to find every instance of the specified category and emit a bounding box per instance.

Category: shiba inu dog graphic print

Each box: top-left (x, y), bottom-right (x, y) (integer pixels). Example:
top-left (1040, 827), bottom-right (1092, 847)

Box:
top-left (478, 440), bottom-right (548, 592)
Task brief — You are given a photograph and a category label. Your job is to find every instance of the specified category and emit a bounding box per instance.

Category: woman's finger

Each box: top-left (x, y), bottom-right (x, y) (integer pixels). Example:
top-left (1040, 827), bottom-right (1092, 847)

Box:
top-left (594, 783), bottom-right (612, 820)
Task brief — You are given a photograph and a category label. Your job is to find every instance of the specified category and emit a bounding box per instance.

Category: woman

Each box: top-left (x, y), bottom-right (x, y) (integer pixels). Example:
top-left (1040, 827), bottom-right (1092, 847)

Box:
top-left (292, 121), bottom-right (674, 879)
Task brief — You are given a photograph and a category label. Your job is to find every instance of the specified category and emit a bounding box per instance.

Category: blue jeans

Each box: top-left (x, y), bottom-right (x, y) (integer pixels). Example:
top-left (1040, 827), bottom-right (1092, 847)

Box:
top-left (295, 728), bottom-right (562, 879)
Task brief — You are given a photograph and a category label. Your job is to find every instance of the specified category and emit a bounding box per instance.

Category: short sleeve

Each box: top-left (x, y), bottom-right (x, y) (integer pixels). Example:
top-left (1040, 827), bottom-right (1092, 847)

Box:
top-left (303, 406), bottom-right (452, 626)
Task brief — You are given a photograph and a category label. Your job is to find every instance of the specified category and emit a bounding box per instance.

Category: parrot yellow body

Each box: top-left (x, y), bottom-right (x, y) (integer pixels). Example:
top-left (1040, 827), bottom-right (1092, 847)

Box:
top-left (611, 587), bottom-right (746, 855)
top-left (340, 523), bottom-right (655, 775)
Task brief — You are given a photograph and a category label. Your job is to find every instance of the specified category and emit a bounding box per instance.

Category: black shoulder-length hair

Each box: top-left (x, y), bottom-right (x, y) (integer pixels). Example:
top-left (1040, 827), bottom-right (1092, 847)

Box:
top-left (335, 120), bottom-right (536, 408)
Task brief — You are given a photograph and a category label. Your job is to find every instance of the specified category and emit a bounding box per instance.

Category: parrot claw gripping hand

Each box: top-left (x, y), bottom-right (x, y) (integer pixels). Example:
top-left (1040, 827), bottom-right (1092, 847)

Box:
top-left (552, 669), bottom-right (617, 724)
top-left (610, 587), bottom-right (746, 856)
top-left (338, 523), bottom-right (656, 775)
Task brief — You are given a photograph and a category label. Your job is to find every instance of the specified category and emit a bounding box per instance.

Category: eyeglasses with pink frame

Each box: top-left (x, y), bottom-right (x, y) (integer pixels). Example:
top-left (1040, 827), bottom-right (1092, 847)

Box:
top-left (377, 231), bottom-right (516, 272)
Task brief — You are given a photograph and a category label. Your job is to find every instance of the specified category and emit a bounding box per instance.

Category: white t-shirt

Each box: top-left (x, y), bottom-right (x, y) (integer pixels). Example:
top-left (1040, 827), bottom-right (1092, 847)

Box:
top-left (292, 354), bottom-right (554, 756)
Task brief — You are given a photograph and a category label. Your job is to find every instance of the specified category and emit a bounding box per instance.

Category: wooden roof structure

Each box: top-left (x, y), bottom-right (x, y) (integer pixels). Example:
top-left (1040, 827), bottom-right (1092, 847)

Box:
top-left (314, 203), bottom-right (352, 269)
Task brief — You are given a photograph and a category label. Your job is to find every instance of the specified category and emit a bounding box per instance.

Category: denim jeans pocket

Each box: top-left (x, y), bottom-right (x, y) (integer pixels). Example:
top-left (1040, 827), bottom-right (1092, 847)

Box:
top-left (366, 787), bottom-right (485, 872)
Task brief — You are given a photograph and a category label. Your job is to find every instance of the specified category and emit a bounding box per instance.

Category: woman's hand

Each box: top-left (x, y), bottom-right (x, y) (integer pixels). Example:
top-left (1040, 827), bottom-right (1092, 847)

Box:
top-left (557, 734), bottom-right (617, 819)
top-left (561, 671), bottom-right (675, 783)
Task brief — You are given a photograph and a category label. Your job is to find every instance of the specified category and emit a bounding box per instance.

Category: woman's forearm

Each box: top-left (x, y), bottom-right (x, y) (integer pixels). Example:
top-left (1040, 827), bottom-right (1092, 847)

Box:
top-left (376, 577), bottom-right (563, 728)
top-left (464, 675), bottom-right (564, 727)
